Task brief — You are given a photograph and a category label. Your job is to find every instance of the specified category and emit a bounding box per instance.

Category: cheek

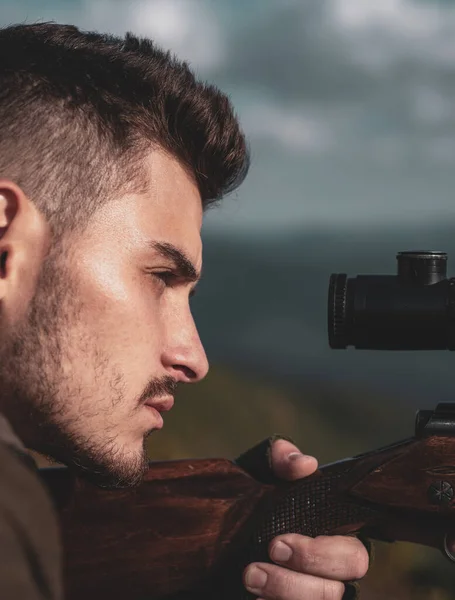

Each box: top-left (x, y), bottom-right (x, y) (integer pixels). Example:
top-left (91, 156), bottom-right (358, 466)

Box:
top-left (72, 254), bottom-right (164, 363)
top-left (79, 249), bottom-right (132, 305)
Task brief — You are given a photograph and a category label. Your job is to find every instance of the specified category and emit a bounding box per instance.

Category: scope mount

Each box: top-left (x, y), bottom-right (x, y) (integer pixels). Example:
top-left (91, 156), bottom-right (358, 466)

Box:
top-left (416, 403), bottom-right (455, 438)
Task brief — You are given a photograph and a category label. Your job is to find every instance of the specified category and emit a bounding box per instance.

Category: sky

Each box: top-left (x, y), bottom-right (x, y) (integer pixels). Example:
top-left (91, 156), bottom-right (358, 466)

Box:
top-left (1, 0), bottom-right (455, 234)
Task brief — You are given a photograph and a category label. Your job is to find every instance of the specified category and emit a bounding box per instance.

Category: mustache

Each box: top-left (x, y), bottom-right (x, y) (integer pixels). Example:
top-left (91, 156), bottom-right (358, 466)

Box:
top-left (140, 375), bottom-right (177, 402)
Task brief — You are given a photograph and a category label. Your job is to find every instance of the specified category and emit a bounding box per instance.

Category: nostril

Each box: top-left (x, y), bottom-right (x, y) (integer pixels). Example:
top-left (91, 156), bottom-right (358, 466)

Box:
top-left (0, 252), bottom-right (6, 276)
top-left (174, 364), bottom-right (197, 381)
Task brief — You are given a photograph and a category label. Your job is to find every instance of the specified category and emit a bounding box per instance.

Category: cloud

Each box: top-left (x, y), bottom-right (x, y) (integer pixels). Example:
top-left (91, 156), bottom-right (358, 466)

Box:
top-left (331, 0), bottom-right (443, 37)
top-left (326, 0), bottom-right (455, 97)
top-left (225, 0), bottom-right (455, 98)
top-left (215, 0), bottom-right (455, 163)
top-left (241, 101), bottom-right (335, 153)
top-left (80, 0), bottom-right (226, 72)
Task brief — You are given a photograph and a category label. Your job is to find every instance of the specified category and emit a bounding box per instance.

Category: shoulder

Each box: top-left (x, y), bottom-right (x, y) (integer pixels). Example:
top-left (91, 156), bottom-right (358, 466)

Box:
top-left (0, 443), bottom-right (63, 600)
top-left (0, 442), bottom-right (55, 519)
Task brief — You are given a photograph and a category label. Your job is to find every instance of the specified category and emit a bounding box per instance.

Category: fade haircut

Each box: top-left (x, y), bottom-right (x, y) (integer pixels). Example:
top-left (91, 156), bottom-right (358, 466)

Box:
top-left (0, 22), bottom-right (249, 243)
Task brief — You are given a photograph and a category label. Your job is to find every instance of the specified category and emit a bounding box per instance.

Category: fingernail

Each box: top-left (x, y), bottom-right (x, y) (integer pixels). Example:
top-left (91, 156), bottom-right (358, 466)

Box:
top-left (270, 540), bottom-right (293, 562)
top-left (245, 566), bottom-right (268, 594)
top-left (288, 452), bottom-right (305, 461)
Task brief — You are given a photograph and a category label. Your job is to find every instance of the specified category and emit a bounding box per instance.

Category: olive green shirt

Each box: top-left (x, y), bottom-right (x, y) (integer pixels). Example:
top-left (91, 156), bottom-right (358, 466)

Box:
top-left (0, 414), bottom-right (62, 600)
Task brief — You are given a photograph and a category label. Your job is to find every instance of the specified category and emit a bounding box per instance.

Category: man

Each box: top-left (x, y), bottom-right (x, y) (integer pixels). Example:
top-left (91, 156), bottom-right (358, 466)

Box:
top-left (0, 22), bottom-right (370, 599)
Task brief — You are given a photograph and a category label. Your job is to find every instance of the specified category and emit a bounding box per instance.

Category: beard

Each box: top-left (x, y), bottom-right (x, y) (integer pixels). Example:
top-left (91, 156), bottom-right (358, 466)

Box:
top-left (0, 241), bottom-right (176, 489)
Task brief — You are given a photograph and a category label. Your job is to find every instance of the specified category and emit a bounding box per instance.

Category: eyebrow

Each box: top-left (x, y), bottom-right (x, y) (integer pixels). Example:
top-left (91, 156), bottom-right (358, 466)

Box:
top-left (150, 241), bottom-right (201, 283)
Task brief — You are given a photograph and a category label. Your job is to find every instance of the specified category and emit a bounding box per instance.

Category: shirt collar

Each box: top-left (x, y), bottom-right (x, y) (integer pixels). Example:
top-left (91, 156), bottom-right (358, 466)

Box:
top-left (0, 413), bottom-right (27, 452)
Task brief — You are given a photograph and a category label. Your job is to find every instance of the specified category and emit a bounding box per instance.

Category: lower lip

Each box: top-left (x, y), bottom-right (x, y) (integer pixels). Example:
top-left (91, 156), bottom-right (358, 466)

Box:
top-left (144, 405), bottom-right (164, 429)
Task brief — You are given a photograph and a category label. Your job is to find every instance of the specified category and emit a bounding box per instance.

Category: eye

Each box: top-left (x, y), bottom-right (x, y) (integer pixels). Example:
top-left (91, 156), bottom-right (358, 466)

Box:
top-left (152, 271), bottom-right (176, 287)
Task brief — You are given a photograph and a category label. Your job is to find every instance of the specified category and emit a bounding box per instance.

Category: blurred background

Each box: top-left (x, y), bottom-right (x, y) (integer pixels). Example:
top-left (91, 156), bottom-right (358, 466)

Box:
top-left (3, 0), bottom-right (455, 598)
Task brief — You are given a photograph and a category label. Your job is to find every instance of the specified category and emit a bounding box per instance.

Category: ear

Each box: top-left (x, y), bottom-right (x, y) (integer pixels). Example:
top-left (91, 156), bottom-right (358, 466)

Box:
top-left (0, 180), bottom-right (51, 324)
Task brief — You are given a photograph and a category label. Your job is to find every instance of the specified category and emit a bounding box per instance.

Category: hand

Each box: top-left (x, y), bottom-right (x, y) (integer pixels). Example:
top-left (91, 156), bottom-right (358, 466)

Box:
top-left (242, 439), bottom-right (369, 600)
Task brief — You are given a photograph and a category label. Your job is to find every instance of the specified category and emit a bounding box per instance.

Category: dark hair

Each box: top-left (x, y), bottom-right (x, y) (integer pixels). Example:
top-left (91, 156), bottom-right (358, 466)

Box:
top-left (0, 22), bottom-right (249, 241)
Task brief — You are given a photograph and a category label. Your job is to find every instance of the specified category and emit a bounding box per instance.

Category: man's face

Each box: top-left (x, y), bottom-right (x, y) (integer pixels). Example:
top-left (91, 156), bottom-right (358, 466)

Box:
top-left (0, 151), bottom-right (208, 488)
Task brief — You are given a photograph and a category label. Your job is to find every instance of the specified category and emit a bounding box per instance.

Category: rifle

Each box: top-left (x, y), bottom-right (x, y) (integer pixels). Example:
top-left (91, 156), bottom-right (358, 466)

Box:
top-left (39, 250), bottom-right (455, 600)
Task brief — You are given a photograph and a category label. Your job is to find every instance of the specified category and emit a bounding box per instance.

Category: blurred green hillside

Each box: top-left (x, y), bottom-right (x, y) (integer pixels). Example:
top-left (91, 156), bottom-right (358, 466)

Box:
top-left (147, 365), bottom-right (455, 600)
top-left (147, 364), bottom-right (412, 463)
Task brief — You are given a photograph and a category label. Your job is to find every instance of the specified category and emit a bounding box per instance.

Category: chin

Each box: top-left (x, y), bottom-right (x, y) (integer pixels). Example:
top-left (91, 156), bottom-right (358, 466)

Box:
top-left (35, 419), bottom-right (150, 489)
top-left (97, 443), bottom-right (149, 489)
top-left (73, 454), bottom-right (148, 489)
top-left (50, 438), bottom-right (149, 490)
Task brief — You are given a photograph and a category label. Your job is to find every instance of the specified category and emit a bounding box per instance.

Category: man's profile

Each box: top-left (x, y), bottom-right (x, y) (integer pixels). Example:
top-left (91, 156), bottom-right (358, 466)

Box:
top-left (0, 22), bottom-right (369, 600)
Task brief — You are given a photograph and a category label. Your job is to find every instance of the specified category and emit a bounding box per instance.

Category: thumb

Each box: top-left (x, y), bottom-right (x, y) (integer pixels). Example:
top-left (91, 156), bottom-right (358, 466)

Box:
top-left (270, 438), bottom-right (318, 481)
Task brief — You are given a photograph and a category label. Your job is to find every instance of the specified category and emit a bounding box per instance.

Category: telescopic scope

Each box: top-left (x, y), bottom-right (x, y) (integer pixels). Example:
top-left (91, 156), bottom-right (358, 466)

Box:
top-left (328, 251), bottom-right (455, 350)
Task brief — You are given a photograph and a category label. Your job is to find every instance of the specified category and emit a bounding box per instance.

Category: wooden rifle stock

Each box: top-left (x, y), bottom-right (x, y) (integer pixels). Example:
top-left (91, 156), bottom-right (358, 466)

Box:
top-left (40, 403), bottom-right (455, 600)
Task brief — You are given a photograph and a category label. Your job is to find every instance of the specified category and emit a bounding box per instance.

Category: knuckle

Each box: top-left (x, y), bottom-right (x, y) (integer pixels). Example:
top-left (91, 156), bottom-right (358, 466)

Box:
top-left (322, 535), bottom-right (369, 580)
top-left (310, 535), bottom-right (331, 560)
top-left (265, 567), bottom-right (294, 600)
top-left (322, 579), bottom-right (345, 600)
top-left (278, 573), bottom-right (297, 600)
top-left (312, 535), bottom-right (369, 581)
top-left (350, 545), bottom-right (369, 579)
top-left (300, 548), bottom-right (321, 570)
top-left (291, 536), bottom-right (321, 570)
top-left (338, 536), bottom-right (369, 579)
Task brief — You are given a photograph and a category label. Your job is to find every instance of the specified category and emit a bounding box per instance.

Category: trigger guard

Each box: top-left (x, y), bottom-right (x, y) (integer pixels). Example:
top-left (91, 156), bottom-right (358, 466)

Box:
top-left (443, 533), bottom-right (455, 562)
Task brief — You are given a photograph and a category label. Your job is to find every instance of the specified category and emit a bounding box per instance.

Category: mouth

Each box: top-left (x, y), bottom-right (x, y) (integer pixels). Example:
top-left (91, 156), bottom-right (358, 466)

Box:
top-left (144, 396), bottom-right (174, 413)
top-left (143, 397), bottom-right (174, 431)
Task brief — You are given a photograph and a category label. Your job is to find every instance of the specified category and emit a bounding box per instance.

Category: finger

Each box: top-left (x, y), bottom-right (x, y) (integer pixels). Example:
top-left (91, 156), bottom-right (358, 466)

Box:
top-left (243, 562), bottom-right (345, 600)
top-left (268, 534), bottom-right (369, 581)
top-left (270, 439), bottom-right (318, 481)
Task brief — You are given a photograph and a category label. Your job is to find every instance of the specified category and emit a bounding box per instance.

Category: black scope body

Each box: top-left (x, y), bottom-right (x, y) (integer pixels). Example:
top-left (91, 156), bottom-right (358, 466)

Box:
top-left (328, 251), bottom-right (455, 350)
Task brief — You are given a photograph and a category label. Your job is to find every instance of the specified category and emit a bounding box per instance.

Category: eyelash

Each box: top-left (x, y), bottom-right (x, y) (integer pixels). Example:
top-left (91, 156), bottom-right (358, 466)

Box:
top-left (152, 271), bottom-right (176, 287)
top-left (148, 271), bottom-right (196, 298)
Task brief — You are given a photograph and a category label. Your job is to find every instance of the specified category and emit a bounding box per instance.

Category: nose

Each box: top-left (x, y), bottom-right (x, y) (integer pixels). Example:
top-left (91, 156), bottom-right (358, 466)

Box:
top-left (161, 310), bottom-right (209, 383)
